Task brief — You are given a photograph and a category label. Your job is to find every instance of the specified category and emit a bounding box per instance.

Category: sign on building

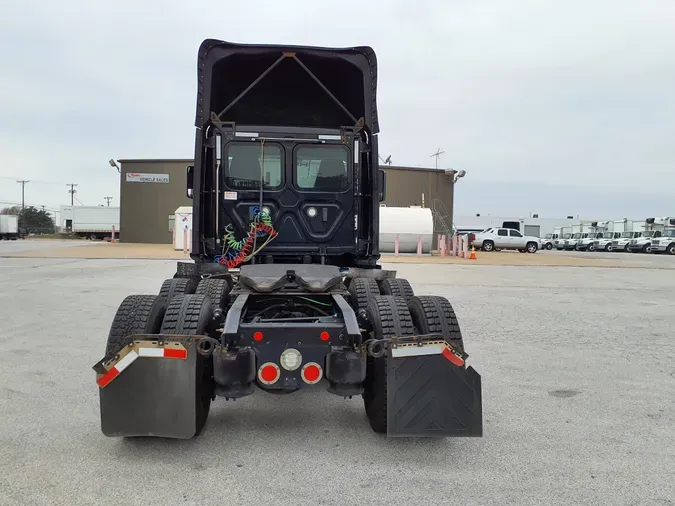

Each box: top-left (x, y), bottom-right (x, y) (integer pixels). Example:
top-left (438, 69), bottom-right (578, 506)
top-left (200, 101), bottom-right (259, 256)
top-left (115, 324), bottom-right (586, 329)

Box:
top-left (126, 172), bottom-right (170, 183)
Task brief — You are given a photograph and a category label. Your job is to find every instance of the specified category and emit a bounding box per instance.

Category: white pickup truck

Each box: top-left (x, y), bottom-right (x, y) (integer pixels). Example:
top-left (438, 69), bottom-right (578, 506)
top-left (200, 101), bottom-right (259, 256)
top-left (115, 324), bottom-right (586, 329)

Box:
top-left (472, 227), bottom-right (540, 253)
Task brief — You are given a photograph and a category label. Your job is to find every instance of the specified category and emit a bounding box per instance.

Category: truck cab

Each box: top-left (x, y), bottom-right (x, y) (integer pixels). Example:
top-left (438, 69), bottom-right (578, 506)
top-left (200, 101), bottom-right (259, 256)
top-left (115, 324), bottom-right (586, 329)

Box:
top-left (595, 231), bottom-right (620, 252)
top-left (650, 221), bottom-right (675, 255)
top-left (628, 218), bottom-right (663, 253)
top-left (613, 230), bottom-right (642, 252)
top-left (577, 231), bottom-right (606, 251)
top-left (565, 232), bottom-right (583, 250)
top-left (540, 233), bottom-right (558, 250)
top-left (556, 231), bottom-right (572, 250)
top-left (647, 217), bottom-right (675, 255)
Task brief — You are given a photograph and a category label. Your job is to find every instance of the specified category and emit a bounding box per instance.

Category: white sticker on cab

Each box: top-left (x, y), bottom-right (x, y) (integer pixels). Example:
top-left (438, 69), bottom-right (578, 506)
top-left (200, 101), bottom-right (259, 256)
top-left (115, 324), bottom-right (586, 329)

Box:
top-left (223, 191), bottom-right (238, 200)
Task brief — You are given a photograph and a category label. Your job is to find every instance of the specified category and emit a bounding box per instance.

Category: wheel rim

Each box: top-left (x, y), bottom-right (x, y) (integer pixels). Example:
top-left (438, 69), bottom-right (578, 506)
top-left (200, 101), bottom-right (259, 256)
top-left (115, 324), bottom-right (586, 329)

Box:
top-left (528, 244), bottom-right (536, 253)
top-left (484, 242), bottom-right (493, 251)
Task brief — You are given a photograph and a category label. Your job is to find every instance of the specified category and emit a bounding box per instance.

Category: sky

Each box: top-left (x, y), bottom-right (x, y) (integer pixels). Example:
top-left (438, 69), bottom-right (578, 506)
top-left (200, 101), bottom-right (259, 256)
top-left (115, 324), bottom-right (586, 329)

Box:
top-left (1, 0), bottom-right (674, 221)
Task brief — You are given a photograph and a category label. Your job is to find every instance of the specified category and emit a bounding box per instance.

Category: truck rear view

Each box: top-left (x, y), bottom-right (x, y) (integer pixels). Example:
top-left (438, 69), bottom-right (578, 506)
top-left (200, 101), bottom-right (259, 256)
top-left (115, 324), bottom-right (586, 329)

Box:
top-left (92, 39), bottom-right (483, 440)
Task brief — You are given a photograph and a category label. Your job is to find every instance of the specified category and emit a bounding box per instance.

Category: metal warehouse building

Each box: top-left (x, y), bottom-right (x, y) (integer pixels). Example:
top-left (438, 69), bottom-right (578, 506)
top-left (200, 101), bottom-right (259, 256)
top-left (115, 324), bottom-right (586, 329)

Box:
top-left (118, 159), bottom-right (455, 245)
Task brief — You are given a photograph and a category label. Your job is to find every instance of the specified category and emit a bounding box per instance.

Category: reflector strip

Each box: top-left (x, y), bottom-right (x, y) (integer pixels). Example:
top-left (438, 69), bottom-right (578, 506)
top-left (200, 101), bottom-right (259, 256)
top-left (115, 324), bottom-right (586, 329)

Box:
top-left (390, 343), bottom-right (465, 367)
top-left (138, 347), bottom-right (187, 359)
top-left (391, 345), bottom-right (443, 358)
top-left (96, 350), bottom-right (139, 388)
top-left (138, 348), bottom-right (163, 358)
top-left (163, 348), bottom-right (187, 359)
top-left (441, 347), bottom-right (465, 367)
top-left (96, 342), bottom-right (189, 388)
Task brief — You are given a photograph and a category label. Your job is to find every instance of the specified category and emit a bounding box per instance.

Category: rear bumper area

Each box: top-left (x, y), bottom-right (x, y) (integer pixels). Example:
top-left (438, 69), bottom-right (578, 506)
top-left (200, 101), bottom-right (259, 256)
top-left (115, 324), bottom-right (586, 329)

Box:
top-left (386, 344), bottom-right (483, 437)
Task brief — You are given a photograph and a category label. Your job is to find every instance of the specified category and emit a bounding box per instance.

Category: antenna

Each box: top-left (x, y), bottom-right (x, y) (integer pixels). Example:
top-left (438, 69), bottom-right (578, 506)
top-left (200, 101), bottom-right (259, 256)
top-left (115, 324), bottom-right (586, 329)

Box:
top-left (430, 149), bottom-right (445, 169)
top-left (378, 154), bottom-right (392, 166)
top-left (103, 196), bottom-right (113, 206)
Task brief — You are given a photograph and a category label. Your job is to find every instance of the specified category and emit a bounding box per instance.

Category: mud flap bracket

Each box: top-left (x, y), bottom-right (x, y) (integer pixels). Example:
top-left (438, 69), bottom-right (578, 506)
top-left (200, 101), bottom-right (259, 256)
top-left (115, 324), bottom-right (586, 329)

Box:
top-left (386, 341), bottom-right (483, 437)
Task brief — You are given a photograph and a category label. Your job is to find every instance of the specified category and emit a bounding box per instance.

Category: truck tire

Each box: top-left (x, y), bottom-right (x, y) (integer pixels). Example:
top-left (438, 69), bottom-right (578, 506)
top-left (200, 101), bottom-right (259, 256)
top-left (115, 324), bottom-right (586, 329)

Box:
top-left (545, 243), bottom-right (553, 250)
top-left (160, 294), bottom-right (214, 436)
top-left (408, 296), bottom-right (464, 353)
top-left (379, 278), bottom-right (415, 302)
top-left (481, 240), bottom-right (494, 252)
top-left (526, 242), bottom-right (538, 253)
top-left (195, 278), bottom-right (231, 310)
top-left (667, 243), bottom-right (675, 255)
top-left (348, 278), bottom-right (380, 310)
top-left (105, 295), bottom-right (167, 356)
top-left (363, 295), bottom-right (414, 434)
top-left (159, 278), bottom-right (198, 302)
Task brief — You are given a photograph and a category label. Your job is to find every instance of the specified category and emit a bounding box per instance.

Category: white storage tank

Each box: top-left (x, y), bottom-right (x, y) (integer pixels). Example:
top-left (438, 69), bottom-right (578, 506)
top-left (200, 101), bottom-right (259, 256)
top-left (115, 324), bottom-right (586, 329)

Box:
top-left (379, 206), bottom-right (434, 253)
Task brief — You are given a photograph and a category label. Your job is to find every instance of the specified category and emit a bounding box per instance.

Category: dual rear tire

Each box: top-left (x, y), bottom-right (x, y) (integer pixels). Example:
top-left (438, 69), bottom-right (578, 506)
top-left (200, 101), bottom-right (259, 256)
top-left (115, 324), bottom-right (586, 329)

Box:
top-left (105, 293), bottom-right (215, 437)
top-left (362, 294), bottom-right (465, 434)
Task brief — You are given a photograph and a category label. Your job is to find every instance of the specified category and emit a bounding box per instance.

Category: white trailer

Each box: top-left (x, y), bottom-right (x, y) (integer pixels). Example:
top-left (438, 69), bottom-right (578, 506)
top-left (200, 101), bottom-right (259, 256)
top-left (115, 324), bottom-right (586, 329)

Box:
top-left (0, 215), bottom-right (20, 240)
top-left (60, 206), bottom-right (120, 240)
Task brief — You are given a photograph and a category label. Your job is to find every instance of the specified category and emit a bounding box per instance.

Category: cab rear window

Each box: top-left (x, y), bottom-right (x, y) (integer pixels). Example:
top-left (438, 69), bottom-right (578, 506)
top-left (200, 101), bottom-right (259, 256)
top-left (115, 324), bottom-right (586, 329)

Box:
top-left (295, 146), bottom-right (350, 191)
top-left (224, 143), bottom-right (283, 190)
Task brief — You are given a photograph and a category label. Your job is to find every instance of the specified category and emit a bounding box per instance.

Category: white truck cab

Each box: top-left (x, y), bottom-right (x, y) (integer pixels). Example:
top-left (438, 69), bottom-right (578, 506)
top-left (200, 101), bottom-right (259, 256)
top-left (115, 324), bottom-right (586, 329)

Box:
top-left (595, 231), bottom-right (621, 251)
top-left (540, 233), bottom-right (558, 250)
top-left (556, 231), bottom-right (572, 250)
top-left (613, 230), bottom-right (642, 252)
top-left (647, 217), bottom-right (675, 255)
top-left (577, 231), bottom-right (605, 251)
top-left (628, 218), bottom-right (664, 253)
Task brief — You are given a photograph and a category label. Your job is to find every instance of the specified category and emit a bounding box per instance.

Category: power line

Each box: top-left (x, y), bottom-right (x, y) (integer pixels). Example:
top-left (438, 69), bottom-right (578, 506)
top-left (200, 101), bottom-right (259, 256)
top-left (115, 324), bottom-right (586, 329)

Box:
top-left (103, 196), bottom-right (113, 206)
top-left (16, 180), bottom-right (30, 209)
top-left (67, 183), bottom-right (78, 206)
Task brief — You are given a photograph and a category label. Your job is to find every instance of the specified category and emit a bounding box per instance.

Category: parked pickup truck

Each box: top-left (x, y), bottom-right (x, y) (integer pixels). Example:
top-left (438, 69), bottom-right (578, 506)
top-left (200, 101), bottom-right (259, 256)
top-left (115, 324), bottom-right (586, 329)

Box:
top-left (472, 227), bottom-right (539, 253)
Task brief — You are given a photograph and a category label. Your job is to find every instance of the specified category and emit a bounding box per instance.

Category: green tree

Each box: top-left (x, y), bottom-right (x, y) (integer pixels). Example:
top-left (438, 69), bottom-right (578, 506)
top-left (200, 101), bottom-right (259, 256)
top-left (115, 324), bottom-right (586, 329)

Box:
top-left (0, 206), bottom-right (55, 234)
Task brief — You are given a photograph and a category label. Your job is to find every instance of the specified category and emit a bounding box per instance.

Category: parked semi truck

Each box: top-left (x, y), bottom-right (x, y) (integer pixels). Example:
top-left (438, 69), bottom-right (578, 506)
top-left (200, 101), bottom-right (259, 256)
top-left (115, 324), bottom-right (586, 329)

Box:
top-left (92, 39), bottom-right (482, 440)
top-left (60, 206), bottom-right (119, 240)
top-left (650, 217), bottom-right (675, 254)
top-left (0, 214), bottom-right (20, 240)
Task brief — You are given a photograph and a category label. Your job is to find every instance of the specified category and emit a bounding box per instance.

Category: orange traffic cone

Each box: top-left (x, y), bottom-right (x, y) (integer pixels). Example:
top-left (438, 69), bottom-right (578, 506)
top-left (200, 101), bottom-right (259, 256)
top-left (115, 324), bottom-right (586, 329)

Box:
top-left (469, 245), bottom-right (477, 260)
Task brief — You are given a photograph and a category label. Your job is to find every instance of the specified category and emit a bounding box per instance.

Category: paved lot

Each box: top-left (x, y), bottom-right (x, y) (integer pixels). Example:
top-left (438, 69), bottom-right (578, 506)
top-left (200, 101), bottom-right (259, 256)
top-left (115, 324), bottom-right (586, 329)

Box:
top-left (1, 259), bottom-right (674, 506)
top-left (0, 239), bottom-right (94, 254)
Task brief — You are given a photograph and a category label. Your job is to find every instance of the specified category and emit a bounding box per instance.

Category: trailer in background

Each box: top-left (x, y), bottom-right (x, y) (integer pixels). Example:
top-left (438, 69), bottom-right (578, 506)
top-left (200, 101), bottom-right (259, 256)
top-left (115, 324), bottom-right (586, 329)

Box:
top-left (60, 206), bottom-right (120, 240)
top-left (0, 215), bottom-right (20, 240)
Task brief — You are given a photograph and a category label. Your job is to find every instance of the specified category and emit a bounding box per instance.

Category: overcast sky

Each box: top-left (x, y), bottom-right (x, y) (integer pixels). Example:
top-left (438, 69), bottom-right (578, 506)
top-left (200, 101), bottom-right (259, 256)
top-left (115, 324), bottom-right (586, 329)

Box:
top-left (1, 0), bottom-right (673, 220)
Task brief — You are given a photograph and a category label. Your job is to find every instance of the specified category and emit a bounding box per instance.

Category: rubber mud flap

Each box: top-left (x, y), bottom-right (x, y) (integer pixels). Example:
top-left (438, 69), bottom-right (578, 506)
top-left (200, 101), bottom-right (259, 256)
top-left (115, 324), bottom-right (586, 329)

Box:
top-left (99, 344), bottom-right (199, 439)
top-left (386, 351), bottom-right (483, 437)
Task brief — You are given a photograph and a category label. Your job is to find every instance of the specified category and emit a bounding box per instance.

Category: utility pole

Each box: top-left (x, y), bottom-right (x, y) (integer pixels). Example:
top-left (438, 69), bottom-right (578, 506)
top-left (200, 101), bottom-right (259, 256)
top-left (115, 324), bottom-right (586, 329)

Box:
top-left (16, 180), bottom-right (29, 209)
top-left (429, 149), bottom-right (445, 170)
top-left (103, 196), bottom-right (113, 206)
top-left (67, 184), bottom-right (78, 205)
top-left (41, 205), bottom-right (46, 212)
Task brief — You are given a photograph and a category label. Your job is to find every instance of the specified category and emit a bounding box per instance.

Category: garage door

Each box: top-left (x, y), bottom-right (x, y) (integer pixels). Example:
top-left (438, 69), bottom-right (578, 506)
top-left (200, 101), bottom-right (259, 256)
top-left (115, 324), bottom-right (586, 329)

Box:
top-left (524, 225), bottom-right (540, 237)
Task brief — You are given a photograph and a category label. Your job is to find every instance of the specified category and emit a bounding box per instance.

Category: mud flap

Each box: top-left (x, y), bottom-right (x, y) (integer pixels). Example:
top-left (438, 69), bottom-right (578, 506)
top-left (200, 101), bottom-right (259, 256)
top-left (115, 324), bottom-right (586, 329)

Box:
top-left (386, 350), bottom-right (483, 437)
top-left (97, 338), bottom-right (200, 439)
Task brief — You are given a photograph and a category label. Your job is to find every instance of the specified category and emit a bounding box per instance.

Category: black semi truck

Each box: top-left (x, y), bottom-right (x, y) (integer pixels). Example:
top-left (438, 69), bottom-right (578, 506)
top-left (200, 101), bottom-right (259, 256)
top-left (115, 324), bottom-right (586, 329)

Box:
top-left (93, 39), bottom-right (483, 439)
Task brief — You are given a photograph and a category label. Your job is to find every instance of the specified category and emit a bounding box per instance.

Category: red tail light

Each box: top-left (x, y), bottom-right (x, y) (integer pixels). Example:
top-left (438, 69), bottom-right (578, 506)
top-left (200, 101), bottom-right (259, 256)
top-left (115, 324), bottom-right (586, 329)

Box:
top-left (301, 362), bottom-right (322, 384)
top-left (319, 331), bottom-right (330, 341)
top-left (253, 331), bottom-right (264, 342)
top-left (258, 363), bottom-right (280, 385)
